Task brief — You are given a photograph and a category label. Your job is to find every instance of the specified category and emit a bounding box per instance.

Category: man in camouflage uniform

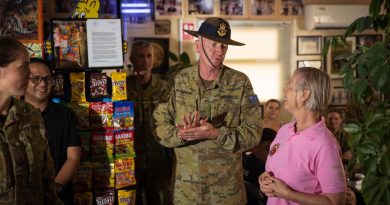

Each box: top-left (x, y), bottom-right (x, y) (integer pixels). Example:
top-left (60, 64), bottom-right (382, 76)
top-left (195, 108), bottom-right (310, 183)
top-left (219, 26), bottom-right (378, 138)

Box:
top-left (153, 17), bottom-right (263, 205)
top-left (127, 40), bottom-right (173, 205)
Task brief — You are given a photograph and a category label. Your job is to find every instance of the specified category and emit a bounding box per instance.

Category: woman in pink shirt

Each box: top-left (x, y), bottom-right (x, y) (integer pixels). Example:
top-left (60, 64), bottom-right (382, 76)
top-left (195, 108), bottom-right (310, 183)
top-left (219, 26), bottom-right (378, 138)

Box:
top-left (259, 67), bottom-right (346, 205)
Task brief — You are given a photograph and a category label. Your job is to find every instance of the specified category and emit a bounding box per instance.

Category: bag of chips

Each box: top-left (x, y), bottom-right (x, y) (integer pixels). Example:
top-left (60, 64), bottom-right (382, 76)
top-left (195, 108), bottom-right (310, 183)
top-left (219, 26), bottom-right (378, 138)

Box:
top-left (90, 73), bottom-right (108, 99)
top-left (90, 102), bottom-right (113, 130)
top-left (66, 102), bottom-right (90, 130)
top-left (94, 189), bottom-right (115, 205)
top-left (91, 131), bottom-right (114, 162)
top-left (115, 158), bottom-right (136, 189)
top-left (93, 162), bottom-right (115, 189)
top-left (113, 101), bottom-right (134, 130)
top-left (118, 189), bottom-right (136, 205)
top-left (111, 72), bottom-right (127, 101)
top-left (114, 130), bottom-right (135, 159)
top-left (70, 72), bottom-right (86, 102)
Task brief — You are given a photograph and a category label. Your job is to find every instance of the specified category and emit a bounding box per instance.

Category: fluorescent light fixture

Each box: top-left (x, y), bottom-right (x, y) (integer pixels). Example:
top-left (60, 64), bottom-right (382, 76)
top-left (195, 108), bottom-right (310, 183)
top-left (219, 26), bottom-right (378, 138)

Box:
top-left (121, 3), bottom-right (149, 8)
top-left (121, 9), bottom-right (151, 14)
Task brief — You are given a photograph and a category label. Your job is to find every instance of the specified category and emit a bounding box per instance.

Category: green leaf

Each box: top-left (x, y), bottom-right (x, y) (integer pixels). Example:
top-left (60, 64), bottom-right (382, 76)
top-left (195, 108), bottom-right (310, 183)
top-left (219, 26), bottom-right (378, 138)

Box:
top-left (321, 38), bottom-right (331, 57)
top-left (354, 79), bottom-right (368, 96)
top-left (369, 0), bottom-right (384, 17)
top-left (168, 51), bottom-right (178, 62)
top-left (344, 123), bottom-right (362, 133)
top-left (179, 52), bottom-right (190, 64)
top-left (355, 17), bottom-right (370, 33)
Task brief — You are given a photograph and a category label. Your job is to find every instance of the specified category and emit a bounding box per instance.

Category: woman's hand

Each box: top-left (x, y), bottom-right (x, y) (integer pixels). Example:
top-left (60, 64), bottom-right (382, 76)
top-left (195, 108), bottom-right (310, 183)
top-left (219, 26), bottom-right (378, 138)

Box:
top-left (259, 172), bottom-right (275, 197)
top-left (268, 176), bottom-right (291, 199)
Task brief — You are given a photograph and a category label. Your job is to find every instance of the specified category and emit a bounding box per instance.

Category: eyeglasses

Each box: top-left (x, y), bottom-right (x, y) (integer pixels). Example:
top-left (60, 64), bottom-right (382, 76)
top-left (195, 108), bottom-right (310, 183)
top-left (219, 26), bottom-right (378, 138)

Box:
top-left (29, 75), bottom-right (53, 84)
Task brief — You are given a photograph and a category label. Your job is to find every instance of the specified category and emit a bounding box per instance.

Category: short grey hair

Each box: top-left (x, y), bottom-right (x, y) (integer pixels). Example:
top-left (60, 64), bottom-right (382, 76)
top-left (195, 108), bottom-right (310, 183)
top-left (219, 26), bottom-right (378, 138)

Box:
top-left (130, 40), bottom-right (153, 57)
top-left (294, 67), bottom-right (332, 112)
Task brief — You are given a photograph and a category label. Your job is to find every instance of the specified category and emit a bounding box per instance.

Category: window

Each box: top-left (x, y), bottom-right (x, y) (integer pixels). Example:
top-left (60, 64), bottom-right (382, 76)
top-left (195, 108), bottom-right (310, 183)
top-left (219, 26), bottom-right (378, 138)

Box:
top-left (224, 21), bottom-right (291, 101)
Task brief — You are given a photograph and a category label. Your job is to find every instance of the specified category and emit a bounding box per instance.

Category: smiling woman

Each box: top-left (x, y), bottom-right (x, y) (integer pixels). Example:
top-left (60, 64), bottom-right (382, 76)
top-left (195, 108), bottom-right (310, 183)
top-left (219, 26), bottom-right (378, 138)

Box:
top-left (0, 37), bottom-right (62, 204)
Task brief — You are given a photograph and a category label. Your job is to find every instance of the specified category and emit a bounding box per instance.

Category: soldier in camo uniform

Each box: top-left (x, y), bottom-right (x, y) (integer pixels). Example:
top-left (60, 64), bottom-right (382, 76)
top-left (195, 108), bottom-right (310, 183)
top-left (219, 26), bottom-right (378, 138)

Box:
top-left (0, 37), bottom-right (62, 205)
top-left (153, 17), bottom-right (263, 205)
top-left (127, 40), bottom-right (173, 205)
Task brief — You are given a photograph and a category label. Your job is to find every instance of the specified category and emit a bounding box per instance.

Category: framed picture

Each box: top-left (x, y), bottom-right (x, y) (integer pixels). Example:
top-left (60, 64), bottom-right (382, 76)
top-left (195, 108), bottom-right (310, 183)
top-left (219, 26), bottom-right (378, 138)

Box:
top-left (331, 87), bottom-right (349, 106)
top-left (250, 0), bottom-right (275, 16)
top-left (297, 36), bottom-right (322, 55)
top-left (356, 34), bottom-right (383, 50)
top-left (188, 0), bottom-right (214, 15)
top-left (281, 0), bottom-right (304, 16)
top-left (155, 20), bottom-right (171, 35)
top-left (133, 37), bottom-right (169, 74)
top-left (0, 0), bottom-right (44, 45)
top-left (326, 36), bottom-right (356, 78)
top-left (155, 0), bottom-right (182, 15)
top-left (51, 18), bottom-right (123, 70)
top-left (259, 105), bottom-right (264, 119)
top-left (220, 0), bottom-right (245, 16)
top-left (99, 0), bottom-right (119, 18)
top-left (297, 60), bottom-right (322, 69)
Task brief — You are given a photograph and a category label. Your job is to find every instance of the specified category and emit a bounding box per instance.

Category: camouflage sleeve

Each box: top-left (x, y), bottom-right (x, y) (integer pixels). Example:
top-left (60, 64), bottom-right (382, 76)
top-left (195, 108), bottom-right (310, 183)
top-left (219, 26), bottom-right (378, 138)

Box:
top-left (153, 86), bottom-right (187, 148)
top-left (215, 78), bottom-right (263, 153)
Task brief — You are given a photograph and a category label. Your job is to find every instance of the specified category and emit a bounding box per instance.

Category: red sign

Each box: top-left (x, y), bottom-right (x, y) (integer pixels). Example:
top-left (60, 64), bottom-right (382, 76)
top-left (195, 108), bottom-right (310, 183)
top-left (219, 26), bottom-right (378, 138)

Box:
top-left (182, 23), bottom-right (195, 40)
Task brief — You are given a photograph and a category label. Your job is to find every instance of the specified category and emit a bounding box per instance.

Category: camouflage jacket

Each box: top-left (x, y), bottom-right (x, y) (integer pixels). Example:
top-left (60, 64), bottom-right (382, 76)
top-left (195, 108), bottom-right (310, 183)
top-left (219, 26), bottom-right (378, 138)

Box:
top-left (127, 74), bottom-right (173, 183)
top-left (0, 99), bottom-right (62, 205)
top-left (153, 64), bottom-right (263, 205)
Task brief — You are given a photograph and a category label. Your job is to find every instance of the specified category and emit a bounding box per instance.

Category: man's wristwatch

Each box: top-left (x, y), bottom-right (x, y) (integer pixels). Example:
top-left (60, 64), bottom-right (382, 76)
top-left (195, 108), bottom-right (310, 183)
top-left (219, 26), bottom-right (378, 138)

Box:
top-left (55, 183), bottom-right (63, 193)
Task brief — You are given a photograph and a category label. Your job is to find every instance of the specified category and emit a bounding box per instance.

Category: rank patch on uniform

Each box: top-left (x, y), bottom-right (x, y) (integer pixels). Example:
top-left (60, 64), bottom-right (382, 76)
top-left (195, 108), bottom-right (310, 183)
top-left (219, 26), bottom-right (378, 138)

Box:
top-left (248, 95), bottom-right (258, 104)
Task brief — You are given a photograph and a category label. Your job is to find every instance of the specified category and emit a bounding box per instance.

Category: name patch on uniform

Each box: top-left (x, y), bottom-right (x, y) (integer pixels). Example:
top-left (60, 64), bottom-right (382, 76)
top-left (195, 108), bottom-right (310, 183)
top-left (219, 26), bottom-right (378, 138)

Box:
top-left (176, 89), bottom-right (192, 95)
top-left (248, 95), bottom-right (258, 104)
top-left (220, 95), bottom-right (237, 100)
top-left (269, 143), bottom-right (280, 157)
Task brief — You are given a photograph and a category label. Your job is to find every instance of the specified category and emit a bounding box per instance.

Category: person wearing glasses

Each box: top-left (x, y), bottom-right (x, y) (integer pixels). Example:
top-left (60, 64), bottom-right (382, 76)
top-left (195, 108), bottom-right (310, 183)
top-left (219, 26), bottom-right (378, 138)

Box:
top-left (153, 17), bottom-right (262, 204)
top-left (0, 37), bottom-right (62, 204)
top-left (24, 58), bottom-right (81, 205)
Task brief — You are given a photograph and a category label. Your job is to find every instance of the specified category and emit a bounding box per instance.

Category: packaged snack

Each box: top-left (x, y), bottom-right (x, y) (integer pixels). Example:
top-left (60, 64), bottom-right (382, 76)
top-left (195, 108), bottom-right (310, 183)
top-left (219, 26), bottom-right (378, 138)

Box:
top-left (91, 131), bottom-right (114, 162)
top-left (113, 101), bottom-right (134, 130)
top-left (70, 72), bottom-right (86, 102)
top-left (90, 73), bottom-right (108, 99)
top-left (118, 189), bottom-right (136, 205)
top-left (79, 131), bottom-right (91, 161)
top-left (74, 192), bottom-right (93, 205)
top-left (93, 162), bottom-right (115, 189)
top-left (111, 72), bottom-right (127, 101)
top-left (66, 102), bottom-right (90, 130)
top-left (94, 189), bottom-right (115, 205)
top-left (90, 102), bottom-right (113, 129)
top-left (115, 158), bottom-right (136, 189)
top-left (51, 73), bottom-right (64, 97)
top-left (114, 130), bottom-right (135, 158)
top-left (73, 162), bottom-right (93, 192)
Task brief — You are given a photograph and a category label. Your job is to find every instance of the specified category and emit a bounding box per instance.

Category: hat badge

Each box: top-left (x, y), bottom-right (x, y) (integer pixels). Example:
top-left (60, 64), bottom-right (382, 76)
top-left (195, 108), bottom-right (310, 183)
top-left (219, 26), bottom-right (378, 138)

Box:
top-left (217, 22), bottom-right (227, 37)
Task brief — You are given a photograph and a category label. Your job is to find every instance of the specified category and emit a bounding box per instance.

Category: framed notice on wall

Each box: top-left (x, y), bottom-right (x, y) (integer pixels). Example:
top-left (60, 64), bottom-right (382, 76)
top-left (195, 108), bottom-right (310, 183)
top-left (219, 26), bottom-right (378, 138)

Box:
top-left (51, 18), bottom-right (123, 70)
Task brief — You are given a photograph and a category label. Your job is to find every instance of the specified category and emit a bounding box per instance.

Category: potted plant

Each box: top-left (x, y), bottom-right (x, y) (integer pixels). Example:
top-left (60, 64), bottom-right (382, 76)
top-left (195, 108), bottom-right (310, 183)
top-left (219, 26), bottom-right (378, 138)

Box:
top-left (323, 0), bottom-right (390, 204)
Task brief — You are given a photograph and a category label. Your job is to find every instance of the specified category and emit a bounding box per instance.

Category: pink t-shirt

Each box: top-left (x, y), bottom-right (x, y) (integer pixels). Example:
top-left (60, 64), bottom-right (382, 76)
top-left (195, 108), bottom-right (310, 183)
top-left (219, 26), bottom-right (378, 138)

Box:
top-left (265, 118), bottom-right (346, 205)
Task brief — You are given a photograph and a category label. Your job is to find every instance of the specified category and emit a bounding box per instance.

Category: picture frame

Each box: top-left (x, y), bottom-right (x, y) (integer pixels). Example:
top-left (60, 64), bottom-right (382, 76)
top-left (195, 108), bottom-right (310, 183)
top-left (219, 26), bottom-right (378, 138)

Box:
top-left (155, 0), bottom-right (182, 16)
top-left (99, 0), bottom-right (119, 18)
top-left (297, 60), bottom-right (322, 69)
top-left (297, 36), bottom-right (322, 55)
top-left (0, 0), bottom-right (44, 57)
top-left (326, 36), bottom-right (356, 78)
top-left (133, 37), bottom-right (169, 74)
top-left (249, 0), bottom-right (275, 17)
top-left (356, 34), bottom-right (383, 50)
top-left (330, 87), bottom-right (349, 106)
top-left (220, 0), bottom-right (245, 16)
top-left (51, 18), bottom-right (123, 70)
top-left (281, 0), bottom-right (304, 16)
top-left (155, 20), bottom-right (171, 35)
top-left (259, 105), bottom-right (264, 119)
top-left (188, 0), bottom-right (214, 15)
